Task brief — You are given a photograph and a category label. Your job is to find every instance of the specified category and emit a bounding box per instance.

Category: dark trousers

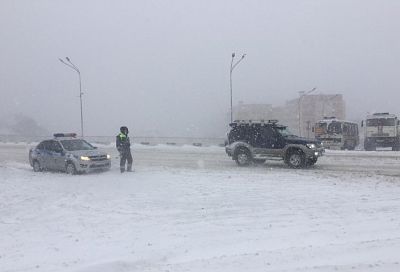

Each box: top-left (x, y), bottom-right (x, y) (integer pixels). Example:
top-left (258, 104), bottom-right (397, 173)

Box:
top-left (120, 150), bottom-right (133, 172)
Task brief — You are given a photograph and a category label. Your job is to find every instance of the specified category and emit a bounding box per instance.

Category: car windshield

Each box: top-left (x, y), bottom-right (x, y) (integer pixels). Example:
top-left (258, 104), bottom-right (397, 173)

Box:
top-left (60, 139), bottom-right (95, 151)
top-left (276, 126), bottom-right (296, 137)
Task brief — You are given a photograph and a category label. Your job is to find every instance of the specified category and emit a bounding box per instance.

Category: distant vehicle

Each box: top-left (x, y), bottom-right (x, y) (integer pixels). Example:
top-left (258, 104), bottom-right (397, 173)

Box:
top-left (225, 120), bottom-right (324, 168)
top-left (362, 113), bottom-right (400, 151)
top-left (314, 117), bottom-right (359, 150)
top-left (29, 133), bottom-right (111, 174)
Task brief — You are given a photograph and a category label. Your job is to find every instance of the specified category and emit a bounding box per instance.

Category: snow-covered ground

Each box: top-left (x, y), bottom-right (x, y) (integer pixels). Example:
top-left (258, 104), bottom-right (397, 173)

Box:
top-left (2, 144), bottom-right (400, 271)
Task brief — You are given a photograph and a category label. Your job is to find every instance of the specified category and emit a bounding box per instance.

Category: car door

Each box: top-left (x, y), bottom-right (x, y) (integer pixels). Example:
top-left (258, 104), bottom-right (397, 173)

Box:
top-left (40, 141), bottom-right (54, 170)
top-left (251, 126), bottom-right (271, 157)
top-left (261, 126), bottom-right (282, 157)
top-left (32, 141), bottom-right (46, 167)
top-left (51, 141), bottom-right (66, 171)
top-left (47, 140), bottom-right (66, 171)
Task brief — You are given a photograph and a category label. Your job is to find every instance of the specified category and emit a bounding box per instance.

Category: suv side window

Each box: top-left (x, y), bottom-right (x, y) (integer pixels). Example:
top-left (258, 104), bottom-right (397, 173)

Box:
top-left (229, 126), bottom-right (253, 144)
top-left (261, 126), bottom-right (281, 148)
top-left (251, 126), bottom-right (264, 147)
top-left (228, 127), bottom-right (241, 143)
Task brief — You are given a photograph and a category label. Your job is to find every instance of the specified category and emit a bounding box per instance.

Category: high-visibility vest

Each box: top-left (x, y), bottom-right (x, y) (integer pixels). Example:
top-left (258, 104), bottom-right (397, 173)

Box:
top-left (118, 133), bottom-right (127, 139)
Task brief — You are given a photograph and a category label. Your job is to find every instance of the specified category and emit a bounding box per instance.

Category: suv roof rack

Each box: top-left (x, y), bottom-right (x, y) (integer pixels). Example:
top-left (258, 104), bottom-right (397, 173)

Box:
top-left (373, 112), bottom-right (389, 115)
top-left (230, 120), bottom-right (284, 128)
top-left (232, 119), bottom-right (279, 124)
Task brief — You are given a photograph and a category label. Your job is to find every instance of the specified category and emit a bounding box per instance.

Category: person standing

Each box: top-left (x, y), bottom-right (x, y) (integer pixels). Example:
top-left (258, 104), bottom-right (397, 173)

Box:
top-left (116, 126), bottom-right (133, 173)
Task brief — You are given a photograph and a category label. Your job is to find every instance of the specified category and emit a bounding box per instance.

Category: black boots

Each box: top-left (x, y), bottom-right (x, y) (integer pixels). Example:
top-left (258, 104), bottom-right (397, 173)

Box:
top-left (120, 164), bottom-right (133, 173)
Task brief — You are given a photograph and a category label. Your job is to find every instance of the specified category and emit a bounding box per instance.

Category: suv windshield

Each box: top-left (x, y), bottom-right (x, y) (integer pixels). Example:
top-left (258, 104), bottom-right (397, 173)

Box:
top-left (60, 139), bottom-right (95, 151)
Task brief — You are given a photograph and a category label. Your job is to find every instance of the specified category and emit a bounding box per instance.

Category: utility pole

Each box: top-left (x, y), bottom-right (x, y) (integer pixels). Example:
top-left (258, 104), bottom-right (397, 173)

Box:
top-left (59, 57), bottom-right (84, 137)
top-left (298, 87), bottom-right (317, 137)
top-left (230, 52), bottom-right (246, 123)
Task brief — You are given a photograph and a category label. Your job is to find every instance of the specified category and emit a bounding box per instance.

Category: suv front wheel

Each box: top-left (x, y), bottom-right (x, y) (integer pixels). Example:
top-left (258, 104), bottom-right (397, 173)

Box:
top-left (285, 149), bottom-right (305, 168)
top-left (235, 148), bottom-right (252, 166)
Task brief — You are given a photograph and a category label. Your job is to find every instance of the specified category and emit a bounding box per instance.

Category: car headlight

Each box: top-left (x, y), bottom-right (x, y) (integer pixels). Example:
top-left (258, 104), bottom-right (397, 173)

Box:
top-left (106, 154), bottom-right (111, 159)
top-left (306, 143), bottom-right (316, 149)
top-left (80, 156), bottom-right (91, 161)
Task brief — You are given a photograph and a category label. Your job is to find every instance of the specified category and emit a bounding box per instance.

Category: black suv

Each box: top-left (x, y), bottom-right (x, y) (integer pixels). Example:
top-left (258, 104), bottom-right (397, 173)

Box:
top-left (225, 120), bottom-right (324, 168)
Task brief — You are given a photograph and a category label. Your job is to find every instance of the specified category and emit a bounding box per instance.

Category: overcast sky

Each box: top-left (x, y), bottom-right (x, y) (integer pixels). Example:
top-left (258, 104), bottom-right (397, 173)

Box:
top-left (1, 0), bottom-right (399, 137)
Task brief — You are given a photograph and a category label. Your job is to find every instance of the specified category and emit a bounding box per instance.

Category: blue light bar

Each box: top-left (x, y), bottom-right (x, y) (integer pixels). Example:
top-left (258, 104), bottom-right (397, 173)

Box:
top-left (53, 133), bottom-right (77, 138)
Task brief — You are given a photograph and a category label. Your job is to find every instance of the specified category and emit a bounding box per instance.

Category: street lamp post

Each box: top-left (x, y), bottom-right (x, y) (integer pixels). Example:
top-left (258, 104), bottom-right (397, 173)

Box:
top-left (59, 57), bottom-right (84, 137)
top-left (230, 52), bottom-right (246, 123)
top-left (298, 87), bottom-right (317, 137)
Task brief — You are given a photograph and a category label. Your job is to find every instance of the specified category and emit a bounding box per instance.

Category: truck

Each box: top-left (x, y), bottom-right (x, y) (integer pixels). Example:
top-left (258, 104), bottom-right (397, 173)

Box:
top-left (362, 113), bottom-right (400, 151)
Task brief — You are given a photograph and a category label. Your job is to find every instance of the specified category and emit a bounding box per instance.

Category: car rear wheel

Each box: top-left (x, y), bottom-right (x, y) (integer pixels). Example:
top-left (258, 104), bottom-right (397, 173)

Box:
top-left (33, 160), bottom-right (42, 172)
top-left (66, 162), bottom-right (77, 175)
top-left (285, 149), bottom-right (305, 168)
top-left (235, 148), bottom-right (251, 166)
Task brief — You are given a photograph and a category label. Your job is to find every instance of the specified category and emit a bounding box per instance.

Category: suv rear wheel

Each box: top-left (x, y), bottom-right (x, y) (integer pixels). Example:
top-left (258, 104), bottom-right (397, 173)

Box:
top-left (235, 148), bottom-right (251, 166)
top-left (285, 149), bottom-right (305, 168)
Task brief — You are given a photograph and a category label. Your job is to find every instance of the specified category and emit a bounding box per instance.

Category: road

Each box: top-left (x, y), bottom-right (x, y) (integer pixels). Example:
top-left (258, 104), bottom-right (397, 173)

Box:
top-left (1, 143), bottom-right (400, 177)
top-left (2, 143), bottom-right (400, 271)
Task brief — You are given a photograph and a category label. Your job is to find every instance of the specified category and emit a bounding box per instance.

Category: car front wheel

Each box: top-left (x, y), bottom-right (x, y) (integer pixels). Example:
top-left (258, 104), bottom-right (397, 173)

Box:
top-left (66, 162), bottom-right (77, 175)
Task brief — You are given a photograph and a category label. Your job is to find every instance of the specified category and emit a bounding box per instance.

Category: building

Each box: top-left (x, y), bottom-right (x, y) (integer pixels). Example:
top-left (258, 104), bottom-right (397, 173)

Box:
top-left (231, 94), bottom-right (346, 138)
top-left (296, 94), bottom-right (345, 137)
top-left (233, 102), bottom-right (274, 121)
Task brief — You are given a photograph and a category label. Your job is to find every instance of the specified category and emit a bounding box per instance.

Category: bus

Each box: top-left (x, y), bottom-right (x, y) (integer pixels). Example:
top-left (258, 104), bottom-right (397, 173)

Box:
top-left (314, 117), bottom-right (359, 150)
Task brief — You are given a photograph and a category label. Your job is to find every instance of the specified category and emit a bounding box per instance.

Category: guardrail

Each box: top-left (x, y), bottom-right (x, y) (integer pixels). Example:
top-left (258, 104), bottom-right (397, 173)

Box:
top-left (0, 134), bottom-right (226, 147)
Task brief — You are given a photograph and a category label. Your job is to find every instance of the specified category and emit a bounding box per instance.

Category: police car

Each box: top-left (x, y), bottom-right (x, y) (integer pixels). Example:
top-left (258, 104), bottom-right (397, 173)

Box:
top-left (29, 133), bottom-right (111, 174)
